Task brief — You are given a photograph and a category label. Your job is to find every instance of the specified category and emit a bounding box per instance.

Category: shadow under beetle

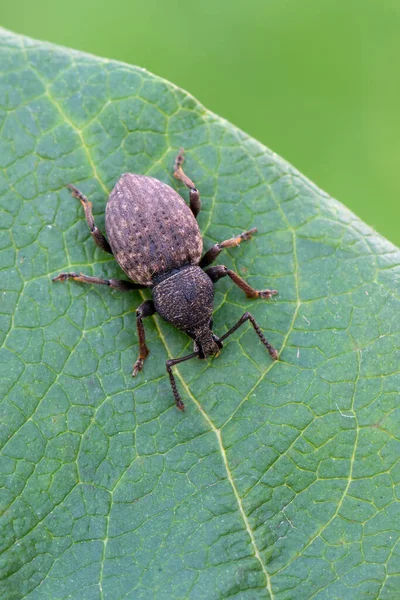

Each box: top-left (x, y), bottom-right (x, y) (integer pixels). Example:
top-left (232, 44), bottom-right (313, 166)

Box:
top-left (53, 150), bottom-right (278, 410)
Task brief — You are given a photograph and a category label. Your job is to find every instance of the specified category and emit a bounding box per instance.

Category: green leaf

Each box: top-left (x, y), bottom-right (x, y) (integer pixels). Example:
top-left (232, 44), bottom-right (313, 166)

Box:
top-left (0, 27), bottom-right (399, 600)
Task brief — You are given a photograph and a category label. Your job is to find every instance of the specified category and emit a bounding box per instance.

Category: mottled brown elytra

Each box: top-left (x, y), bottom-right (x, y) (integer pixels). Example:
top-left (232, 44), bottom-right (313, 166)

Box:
top-left (53, 149), bottom-right (278, 410)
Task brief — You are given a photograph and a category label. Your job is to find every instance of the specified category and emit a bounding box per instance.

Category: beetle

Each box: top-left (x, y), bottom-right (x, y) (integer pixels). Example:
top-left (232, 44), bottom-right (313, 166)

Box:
top-left (53, 149), bottom-right (278, 410)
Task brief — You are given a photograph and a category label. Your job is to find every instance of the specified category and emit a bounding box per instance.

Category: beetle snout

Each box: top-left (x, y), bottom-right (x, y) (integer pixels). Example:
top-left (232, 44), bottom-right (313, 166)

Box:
top-left (194, 333), bottom-right (222, 359)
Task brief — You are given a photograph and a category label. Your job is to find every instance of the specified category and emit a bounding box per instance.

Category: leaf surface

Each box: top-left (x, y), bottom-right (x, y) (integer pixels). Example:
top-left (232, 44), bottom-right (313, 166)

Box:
top-left (0, 28), bottom-right (399, 600)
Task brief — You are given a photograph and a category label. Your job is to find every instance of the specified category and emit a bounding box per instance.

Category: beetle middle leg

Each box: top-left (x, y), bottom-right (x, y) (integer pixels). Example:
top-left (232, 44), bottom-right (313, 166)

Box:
top-left (67, 184), bottom-right (113, 254)
top-left (200, 228), bottom-right (258, 268)
top-left (173, 148), bottom-right (201, 218)
top-left (132, 300), bottom-right (156, 376)
top-left (205, 265), bottom-right (277, 299)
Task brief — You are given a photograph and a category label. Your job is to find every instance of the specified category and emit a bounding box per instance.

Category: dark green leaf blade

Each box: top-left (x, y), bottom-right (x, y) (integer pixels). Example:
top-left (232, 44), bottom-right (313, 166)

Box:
top-left (0, 28), bottom-right (399, 600)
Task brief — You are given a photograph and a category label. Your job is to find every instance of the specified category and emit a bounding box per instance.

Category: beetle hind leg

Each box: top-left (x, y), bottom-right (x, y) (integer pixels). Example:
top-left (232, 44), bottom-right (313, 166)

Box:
top-left (67, 184), bottom-right (113, 254)
top-left (53, 271), bottom-right (145, 291)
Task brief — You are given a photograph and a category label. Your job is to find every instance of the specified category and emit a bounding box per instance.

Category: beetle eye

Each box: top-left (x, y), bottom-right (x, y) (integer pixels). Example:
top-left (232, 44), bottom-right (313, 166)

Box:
top-left (212, 334), bottom-right (223, 349)
top-left (193, 340), bottom-right (204, 358)
top-left (209, 318), bottom-right (213, 329)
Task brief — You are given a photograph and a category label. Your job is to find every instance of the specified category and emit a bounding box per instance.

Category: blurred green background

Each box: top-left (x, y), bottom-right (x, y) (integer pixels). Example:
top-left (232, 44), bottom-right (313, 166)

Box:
top-left (1, 0), bottom-right (399, 245)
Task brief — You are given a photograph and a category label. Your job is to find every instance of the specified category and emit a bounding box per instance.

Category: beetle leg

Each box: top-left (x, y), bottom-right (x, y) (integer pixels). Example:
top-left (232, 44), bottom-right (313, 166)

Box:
top-left (200, 228), bottom-right (257, 268)
top-left (166, 351), bottom-right (199, 410)
top-left (205, 265), bottom-right (277, 299)
top-left (173, 148), bottom-right (201, 218)
top-left (219, 312), bottom-right (278, 360)
top-left (132, 300), bottom-right (156, 377)
top-left (53, 271), bottom-right (145, 291)
top-left (67, 184), bottom-right (113, 254)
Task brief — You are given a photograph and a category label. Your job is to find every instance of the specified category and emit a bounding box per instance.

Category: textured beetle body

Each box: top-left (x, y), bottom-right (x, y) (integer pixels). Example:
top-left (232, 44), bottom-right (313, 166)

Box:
top-left (106, 174), bottom-right (202, 286)
top-left (152, 265), bottom-right (214, 332)
top-left (54, 150), bottom-right (279, 410)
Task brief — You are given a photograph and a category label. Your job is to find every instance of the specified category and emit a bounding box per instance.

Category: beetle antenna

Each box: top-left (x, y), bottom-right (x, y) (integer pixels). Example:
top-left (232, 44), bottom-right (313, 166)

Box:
top-left (166, 351), bottom-right (198, 410)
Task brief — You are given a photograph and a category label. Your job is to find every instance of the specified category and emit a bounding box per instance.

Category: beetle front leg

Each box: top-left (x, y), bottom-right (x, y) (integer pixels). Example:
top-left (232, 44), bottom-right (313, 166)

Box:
top-left (173, 148), bottom-right (201, 218)
top-left (132, 300), bottom-right (156, 376)
top-left (200, 228), bottom-right (257, 268)
top-left (205, 265), bottom-right (277, 299)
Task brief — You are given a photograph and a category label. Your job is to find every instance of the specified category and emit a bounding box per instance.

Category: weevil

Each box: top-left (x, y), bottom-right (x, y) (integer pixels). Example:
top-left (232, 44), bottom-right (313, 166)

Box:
top-left (53, 150), bottom-right (278, 410)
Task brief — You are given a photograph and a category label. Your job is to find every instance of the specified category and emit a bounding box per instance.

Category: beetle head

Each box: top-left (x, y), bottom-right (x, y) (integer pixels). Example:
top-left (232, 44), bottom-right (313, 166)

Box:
top-left (191, 320), bottom-right (223, 359)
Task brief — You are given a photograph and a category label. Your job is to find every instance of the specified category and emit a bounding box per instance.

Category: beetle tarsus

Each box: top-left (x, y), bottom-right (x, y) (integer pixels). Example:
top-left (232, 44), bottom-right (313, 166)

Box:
top-left (174, 147), bottom-right (185, 172)
top-left (132, 358), bottom-right (145, 377)
top-left (67, 183), bottom-right (88, 204)
top-left (236, 227), bottom-right (258, 243)
top-left (219, 228), bottom-right (258, 248)
top-left (257, 289), bottom-right (278, 299)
